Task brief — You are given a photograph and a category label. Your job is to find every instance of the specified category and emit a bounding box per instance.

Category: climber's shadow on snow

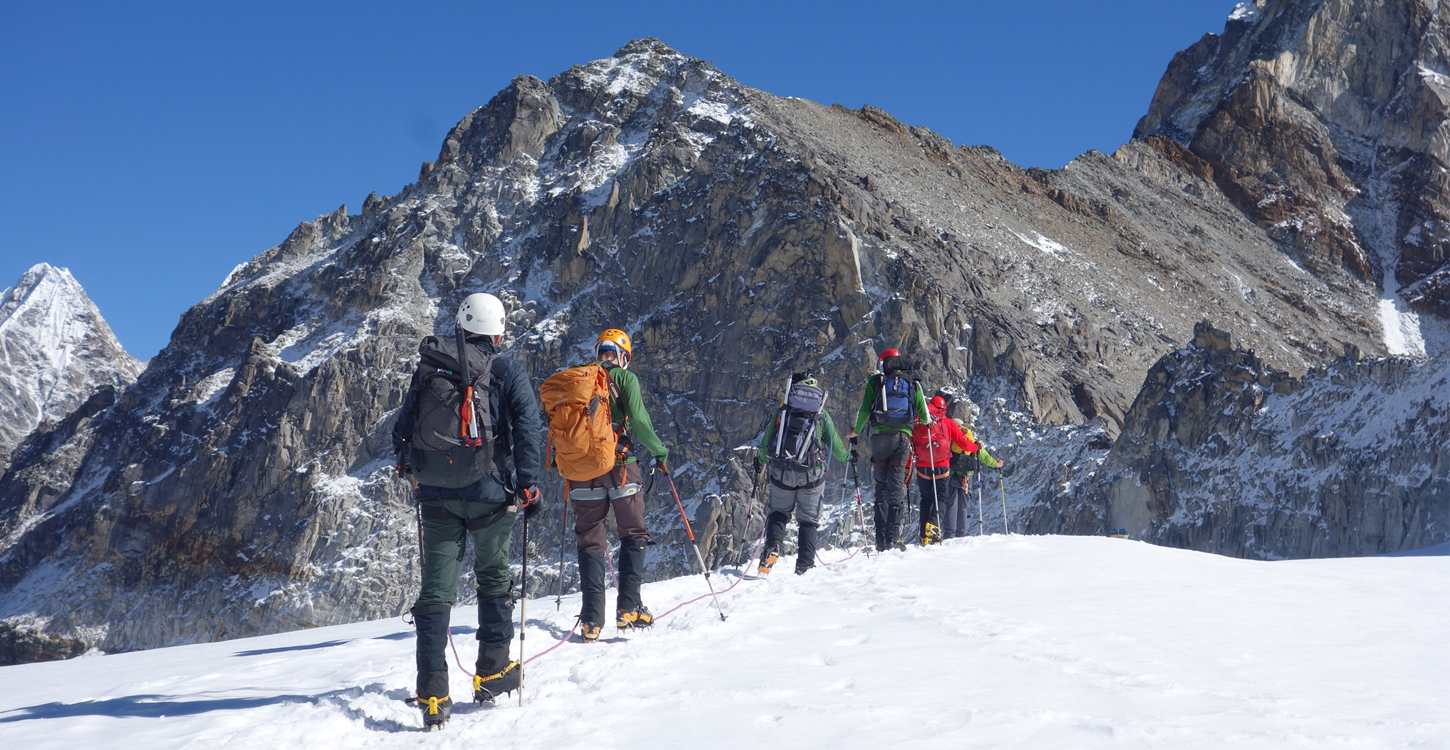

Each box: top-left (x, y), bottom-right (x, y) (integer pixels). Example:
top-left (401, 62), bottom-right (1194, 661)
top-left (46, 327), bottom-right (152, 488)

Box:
top-left (0, 685), bottom-right (415, 733)
top-left (0, 693), bottom-right (317, 722)
top-left (527, 617), bottom-right (575, 640)
top-left (232, 639), bottom-right (350, 656)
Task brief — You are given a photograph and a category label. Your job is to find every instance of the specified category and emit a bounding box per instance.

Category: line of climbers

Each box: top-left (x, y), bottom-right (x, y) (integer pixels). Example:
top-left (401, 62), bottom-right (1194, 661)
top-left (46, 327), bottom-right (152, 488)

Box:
top-left (389, 295), bottom-right (1004, 729)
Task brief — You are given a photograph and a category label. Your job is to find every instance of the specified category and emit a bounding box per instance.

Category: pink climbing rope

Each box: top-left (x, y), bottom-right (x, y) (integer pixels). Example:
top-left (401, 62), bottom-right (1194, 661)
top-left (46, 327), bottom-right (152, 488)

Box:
top-left (604, 547), bottom-right (621, 589)
top-left (447, 628), bottom-right (475, 678)
top-left (658, 524), bottom-right (767, 621)
top-left (816, 544), bottom-right (864, 567)
top-left (446, 524), bottom-right (768, 678)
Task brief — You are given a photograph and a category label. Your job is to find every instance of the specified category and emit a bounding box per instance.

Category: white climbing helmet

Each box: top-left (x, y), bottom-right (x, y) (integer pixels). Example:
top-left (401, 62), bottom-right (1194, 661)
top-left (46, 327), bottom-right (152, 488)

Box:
top-left (456, 293), bottom-right (506, 336)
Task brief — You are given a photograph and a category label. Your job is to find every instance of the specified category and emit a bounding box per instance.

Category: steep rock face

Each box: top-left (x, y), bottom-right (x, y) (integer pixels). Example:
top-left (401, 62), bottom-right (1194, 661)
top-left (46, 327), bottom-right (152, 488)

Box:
top-left (0, 34), bottom-right (1428, 663)
top-left (1136, 0), bottom-right (1450, 339)
top-left (1038, 321), bottom-right (1448, 559)
top-left (0, 263), bottom-right (143, 469)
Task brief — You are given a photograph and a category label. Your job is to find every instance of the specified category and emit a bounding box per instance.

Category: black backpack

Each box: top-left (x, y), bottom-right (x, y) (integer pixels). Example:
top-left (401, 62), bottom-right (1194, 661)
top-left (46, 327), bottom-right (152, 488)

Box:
top-left (768, 382), bottom-right (827, 471)
top-left (871, 374), bottom-right (915, 428)
top-left (407, 333), bottom-right (498, 488)
top-left (948, 443), bottom-right (979, 474)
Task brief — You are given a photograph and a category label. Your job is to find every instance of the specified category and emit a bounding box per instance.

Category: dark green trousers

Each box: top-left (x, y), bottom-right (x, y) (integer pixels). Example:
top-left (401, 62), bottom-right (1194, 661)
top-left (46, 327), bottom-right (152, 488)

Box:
top-left (415, 498), bottom-right (516, 606)
top-left (413, 498), bottom-right (517, 662)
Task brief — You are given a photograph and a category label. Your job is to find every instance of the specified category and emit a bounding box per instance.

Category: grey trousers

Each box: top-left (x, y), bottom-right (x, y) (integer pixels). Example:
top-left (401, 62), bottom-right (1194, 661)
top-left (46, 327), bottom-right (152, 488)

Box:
top-left (942, 473), bottom-right (972, 538)
top-left (765, 466), bottom-right (827, 523)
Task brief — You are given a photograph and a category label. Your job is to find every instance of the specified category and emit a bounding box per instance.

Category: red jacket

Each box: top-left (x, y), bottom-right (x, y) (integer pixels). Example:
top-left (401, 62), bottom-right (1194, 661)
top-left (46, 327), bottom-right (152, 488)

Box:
top-left (911, 405), bottom-right (977, 468)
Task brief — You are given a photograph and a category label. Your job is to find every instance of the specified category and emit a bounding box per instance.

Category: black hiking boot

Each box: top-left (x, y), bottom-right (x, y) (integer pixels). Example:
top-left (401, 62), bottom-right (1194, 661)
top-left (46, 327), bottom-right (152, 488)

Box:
top-left (473, 661), bottom-right (520, 702)
top-left (473, 644), bottom-right (519, 702)
top-left (795, 522), bottom-right (818, 575)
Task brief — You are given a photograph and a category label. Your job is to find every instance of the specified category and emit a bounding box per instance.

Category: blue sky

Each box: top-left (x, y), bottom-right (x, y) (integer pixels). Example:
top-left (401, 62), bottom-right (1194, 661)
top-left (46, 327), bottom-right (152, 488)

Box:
top-left (0, 0), bottom-right (1237, 359)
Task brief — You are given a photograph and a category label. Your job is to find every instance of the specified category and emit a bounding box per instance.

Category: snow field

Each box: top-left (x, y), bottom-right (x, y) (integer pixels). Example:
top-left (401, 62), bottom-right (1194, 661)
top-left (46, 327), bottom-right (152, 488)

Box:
top-left (0, 535), bottom-right (1444, 749)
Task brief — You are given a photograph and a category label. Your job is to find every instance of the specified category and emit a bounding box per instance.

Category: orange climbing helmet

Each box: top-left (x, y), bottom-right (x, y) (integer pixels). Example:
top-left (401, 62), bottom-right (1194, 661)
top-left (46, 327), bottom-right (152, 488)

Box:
top-left (596, 329), bottom-right (633, 369)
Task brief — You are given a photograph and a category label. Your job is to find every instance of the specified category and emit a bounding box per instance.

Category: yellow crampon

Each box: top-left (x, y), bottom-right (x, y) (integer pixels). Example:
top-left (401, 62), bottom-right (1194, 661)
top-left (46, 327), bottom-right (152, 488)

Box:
top-left (474, 662), bottom-right (519, 691)
top-left (758, 550), bottom-right (779, 575)
top-left (921, 523), bottom-right (942, 546)
top-left (422, 695), bottom-right (448, 715)
top-left (616, 606), bottom-right (654, 629)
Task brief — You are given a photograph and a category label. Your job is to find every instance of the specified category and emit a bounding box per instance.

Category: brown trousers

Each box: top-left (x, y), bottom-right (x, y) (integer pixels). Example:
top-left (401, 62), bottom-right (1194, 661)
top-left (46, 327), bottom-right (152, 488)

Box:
top-left (572, 462), bottom-right (650, 553)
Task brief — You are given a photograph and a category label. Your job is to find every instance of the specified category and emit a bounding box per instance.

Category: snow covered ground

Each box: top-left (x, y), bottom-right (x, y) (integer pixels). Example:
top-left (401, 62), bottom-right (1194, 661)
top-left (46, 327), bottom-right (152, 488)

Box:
top-left (1, 535), bottom-right (1444, 749)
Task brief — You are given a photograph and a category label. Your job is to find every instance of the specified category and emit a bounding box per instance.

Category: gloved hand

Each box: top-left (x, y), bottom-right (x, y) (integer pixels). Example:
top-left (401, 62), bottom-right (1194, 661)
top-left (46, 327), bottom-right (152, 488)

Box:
top-left (848, 433), bottom-right (858, 445)
top-left (517, 485), bottom-right (543, 518)
top-left (394, 443), bottom-right (410, 477)
top-left (656, 456), bottom-right (669, 475)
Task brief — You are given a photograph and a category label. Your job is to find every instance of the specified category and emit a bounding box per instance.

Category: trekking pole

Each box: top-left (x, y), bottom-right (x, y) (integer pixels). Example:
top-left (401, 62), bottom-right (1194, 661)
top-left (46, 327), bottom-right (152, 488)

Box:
top-left (412, 494), bottom-right (426, 608)
top-left (665, 473), bottom-right (728, 622)
top-left (518, 508), bottom-right (528, 707)
top-left (977, 470), bottom-right (985, 536)
top-left (848, 457), bottom-right (872, 557)
top-left (904, 453), bottom-right (916, 548)
top-left (555, 481), bottom-right (569, 611)
top-left (745, 461), bottom-right (768, 565)
top-left (1000, 471), bottom-right (1010, 535)
top-left (926, 431), bottom-right (940, 544)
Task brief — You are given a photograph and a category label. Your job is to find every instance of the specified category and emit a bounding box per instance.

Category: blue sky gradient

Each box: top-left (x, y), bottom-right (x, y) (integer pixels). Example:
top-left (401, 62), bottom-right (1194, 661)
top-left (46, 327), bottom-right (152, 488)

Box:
top-left (0, 0), bottom-right (1237, 358)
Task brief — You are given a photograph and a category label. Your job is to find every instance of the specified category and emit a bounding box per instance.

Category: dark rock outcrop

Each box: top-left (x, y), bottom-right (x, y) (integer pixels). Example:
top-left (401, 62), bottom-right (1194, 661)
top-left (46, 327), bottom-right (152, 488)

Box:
top-left (1040, 321), bottom-right (1449, 559)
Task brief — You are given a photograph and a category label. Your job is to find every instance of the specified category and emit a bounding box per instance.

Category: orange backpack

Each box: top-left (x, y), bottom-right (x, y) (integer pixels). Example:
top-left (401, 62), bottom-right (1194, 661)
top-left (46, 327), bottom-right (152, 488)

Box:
top-left (540, 364), bottom-right (619, 481)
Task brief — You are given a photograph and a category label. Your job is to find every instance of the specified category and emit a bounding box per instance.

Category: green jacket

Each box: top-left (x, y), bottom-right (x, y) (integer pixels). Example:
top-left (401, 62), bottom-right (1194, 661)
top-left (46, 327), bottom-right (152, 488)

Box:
top-left (854, 374), bottom-right (931, 435)
top-left (604, 364), bottom-right (668, 464)
top-left (756, 408), bottom-right (852, 468)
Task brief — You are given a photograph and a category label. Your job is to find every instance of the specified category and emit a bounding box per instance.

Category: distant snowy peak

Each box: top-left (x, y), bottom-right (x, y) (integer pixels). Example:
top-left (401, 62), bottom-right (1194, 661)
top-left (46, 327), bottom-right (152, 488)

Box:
top-left (0, 262), bottom-right (142, 464)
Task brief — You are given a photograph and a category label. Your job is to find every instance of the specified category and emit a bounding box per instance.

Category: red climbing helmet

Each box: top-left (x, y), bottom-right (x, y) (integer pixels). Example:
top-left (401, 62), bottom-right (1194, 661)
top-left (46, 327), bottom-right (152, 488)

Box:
top-left (878, 348), bottom-right (900, 360)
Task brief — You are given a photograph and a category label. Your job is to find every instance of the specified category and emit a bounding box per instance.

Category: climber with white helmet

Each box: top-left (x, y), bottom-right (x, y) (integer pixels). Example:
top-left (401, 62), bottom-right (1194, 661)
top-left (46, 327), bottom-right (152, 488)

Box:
top-left (391, 292), bottom-right (543, 728)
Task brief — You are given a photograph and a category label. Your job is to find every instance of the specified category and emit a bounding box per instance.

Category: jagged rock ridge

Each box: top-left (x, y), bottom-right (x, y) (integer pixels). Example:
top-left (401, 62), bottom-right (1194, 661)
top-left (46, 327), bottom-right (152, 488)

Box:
top-left (0, 263), bottom-right (143, 469)
top-left (1136, 0), bottom-right (1450, 345)
top-left (0, 15), bottom-right (1444, 664)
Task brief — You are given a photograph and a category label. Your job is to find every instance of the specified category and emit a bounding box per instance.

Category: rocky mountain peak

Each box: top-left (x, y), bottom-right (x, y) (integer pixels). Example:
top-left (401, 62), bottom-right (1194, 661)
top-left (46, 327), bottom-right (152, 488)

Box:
top-left (1, 25), bottom-right (1445, 665)
top-left (0, 263), bottom-right (142, 467)
top-left (1135, 0), bottom-right (1450, 340)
